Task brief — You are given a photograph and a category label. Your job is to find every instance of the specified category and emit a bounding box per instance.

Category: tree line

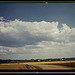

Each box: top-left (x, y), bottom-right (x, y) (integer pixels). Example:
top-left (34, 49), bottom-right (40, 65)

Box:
top-left (0, 57), bottom-right (75, 63)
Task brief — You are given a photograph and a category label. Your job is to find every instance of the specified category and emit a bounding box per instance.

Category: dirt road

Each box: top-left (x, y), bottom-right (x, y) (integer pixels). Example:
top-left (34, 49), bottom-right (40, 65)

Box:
top-left (33, 64), bottom-right (75, 70)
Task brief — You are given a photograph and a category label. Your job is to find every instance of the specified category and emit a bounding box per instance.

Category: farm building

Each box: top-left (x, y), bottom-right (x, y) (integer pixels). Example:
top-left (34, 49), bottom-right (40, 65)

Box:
top-left (34, 59), bottom-right (41, 62)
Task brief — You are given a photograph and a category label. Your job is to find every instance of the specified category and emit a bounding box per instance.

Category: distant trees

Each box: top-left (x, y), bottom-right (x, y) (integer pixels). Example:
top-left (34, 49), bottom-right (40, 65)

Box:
top-left (0, 57), bottom-right (75, 63)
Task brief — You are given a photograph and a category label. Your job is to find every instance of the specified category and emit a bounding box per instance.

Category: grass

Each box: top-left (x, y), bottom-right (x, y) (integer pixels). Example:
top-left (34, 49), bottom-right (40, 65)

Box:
top-left (0, 63), bottom-right (43, 70)
top-left (0, 60), bottom-right (75, 70)
top-left (44, 61), bottom-right (75, 68)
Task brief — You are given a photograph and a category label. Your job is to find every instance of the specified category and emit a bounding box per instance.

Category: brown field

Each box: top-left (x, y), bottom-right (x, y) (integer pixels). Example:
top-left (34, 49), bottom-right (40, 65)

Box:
top-left (0, 63), bottom-right (42, 70)
top-left (0, 60), bottom-right (75, 70)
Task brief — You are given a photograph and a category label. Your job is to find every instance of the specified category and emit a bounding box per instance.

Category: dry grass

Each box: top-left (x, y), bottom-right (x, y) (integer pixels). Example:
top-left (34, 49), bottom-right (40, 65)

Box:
top-left (0, 63), bottom-right (42, 70)
top-left (0, 60), bottom-right (75, 70)
top-left (43, 61), bottom-right (75, 68)
top-left (19, 60), bottom-right (75, 65)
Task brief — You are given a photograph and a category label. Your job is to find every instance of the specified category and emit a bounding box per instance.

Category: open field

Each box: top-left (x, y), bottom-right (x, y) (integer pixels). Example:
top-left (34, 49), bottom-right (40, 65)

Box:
top-left (0, 60), bottom-right (75, 70)
top-left (19, 60), bottom-right (75, 65)
top-left (44, 62), bottom-right (75, 68)
top-left (0, 63), bottom-right (42, 70)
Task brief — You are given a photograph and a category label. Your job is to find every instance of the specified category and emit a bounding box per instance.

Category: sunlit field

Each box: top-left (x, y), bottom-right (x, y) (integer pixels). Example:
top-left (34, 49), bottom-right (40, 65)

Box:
top-left (0, 60), bottom-right (75, 70)
top-left (20, 60), bottom-right (75, 65)
top-left (0, 63), bottom-right (42, 70)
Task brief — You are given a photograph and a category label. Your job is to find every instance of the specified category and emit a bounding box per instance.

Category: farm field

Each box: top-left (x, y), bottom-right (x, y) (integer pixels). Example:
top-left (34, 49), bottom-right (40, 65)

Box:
top-left (0, 63), bottom-right (42, 70)
top-left (0, 60), bottom-right (75, 70)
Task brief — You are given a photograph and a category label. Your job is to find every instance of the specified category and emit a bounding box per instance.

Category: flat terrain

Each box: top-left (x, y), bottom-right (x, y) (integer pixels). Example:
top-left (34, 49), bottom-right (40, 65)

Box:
top-left (33, 64), bottom-right (75, 70)
top-left (0, 63), bottom-right (42, 70)
top-left (0, 60), bottom-right (75, 70)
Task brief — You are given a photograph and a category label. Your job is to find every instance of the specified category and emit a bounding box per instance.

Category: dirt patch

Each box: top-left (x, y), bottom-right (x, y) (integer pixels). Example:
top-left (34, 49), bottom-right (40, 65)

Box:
top-left (0, 63), bottom-right (42, 70)
top-left (24, 64), bottom-right (42, 70)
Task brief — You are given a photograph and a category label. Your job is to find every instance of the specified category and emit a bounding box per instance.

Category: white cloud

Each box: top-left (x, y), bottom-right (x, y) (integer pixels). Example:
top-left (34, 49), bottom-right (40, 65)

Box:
top-left (0, 19), bottom-right (60, 47)
top-left (0, 17), bottom-right (4, 21)
top-left (0, 17), bottom-right (75, 59)
top-left (0, 19), bottom-right (72, 47)
top-left (9, 48), bottom-right (17, 53)
top-left (31, 41), bottom-right (75, 58)
top-left (0, 50), bottom-right (7, 53)
top-left (0, 17), bottom-right (9, 21)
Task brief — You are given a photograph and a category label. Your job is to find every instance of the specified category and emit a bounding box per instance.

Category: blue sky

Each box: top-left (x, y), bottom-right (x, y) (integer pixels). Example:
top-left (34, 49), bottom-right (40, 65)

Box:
top-left (0, 3), bottom-right (75, 28)
top-left (0, 3), bottom-right (75, 59)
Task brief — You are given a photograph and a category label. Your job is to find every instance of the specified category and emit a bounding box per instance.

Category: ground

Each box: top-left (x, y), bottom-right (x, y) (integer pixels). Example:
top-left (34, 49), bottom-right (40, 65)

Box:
top-left (0, 60), bottom-right (75, 70)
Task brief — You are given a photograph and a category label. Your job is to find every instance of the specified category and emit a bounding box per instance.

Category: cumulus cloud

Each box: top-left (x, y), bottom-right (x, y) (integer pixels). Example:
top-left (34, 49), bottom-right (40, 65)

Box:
top-left (0, 16), bottom-right (9, 21)
top-left (0, 17), bottom-right (4, 21)
top-left (0, 18), bottom-right (74, 47)
top-left (35, 41), bottom-right (75, 58)
top-left (0, 17), bottom-right (75, 59)
top-left (0, 41), bottom-right (74, 59)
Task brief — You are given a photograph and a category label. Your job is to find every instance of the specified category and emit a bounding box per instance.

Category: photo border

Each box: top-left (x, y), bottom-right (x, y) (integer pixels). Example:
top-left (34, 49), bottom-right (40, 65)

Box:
top-left (0, 0), bottom-right (75, 74)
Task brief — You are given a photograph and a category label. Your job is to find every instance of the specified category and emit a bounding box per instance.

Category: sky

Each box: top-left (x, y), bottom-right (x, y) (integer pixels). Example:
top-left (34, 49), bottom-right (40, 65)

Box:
top-left (0, 2), bottom-right (75, 59)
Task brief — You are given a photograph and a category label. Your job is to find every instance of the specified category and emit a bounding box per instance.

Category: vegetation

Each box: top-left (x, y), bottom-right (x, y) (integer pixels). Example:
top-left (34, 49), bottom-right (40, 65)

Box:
top-left (44, 62), bottom-right (75, 68)
top-left (0, 60), bottom-right (75, 70)
top-left (0, 63), bottom-right (43, 70)
top-left (0, 57), bottom-right (75, 63)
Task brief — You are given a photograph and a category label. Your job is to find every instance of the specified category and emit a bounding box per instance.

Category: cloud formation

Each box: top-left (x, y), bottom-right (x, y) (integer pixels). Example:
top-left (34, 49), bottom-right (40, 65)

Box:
top-left (0, 17), bottom-right (75, 59)
top-left (0, 18), bottom-right (74, 47)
